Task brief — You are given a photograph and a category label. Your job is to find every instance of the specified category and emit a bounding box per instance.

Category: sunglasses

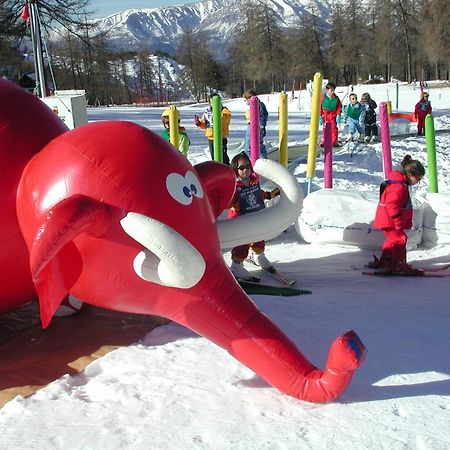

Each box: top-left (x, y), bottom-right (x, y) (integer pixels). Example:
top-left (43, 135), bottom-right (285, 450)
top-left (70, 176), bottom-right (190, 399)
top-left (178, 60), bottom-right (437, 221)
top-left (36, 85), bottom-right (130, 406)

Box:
top-left (237, 164), bottom-right (251, 170)
top-left (424, 95), bottom-right (429, 98)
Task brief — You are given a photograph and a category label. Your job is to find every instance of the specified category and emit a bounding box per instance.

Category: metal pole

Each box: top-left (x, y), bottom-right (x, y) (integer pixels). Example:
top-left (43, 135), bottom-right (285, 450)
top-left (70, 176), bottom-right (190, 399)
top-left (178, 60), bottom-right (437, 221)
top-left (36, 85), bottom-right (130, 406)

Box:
top-left (29, 0), bottom-right (47, 97)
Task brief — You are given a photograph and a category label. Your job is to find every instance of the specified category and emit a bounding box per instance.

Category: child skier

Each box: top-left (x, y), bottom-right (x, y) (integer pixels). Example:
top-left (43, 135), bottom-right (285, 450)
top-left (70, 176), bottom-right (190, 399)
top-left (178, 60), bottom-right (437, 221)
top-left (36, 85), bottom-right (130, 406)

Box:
top-left (414, 92), bottom-right (432, 136)
top-left (320, 82), bottom-right (342, 147)
top-left (370, 154), bottom-right (425, 275)
top-left (361, 93), bottom-right (378, 143)
top-left (342, 93), bottom-right (365, 142)
top-left (194, 92), bottom-right (231, 165)
top-left (160, 109), bottom-right (190, 156)
top-left (228, 152), bottom-right (280, 279)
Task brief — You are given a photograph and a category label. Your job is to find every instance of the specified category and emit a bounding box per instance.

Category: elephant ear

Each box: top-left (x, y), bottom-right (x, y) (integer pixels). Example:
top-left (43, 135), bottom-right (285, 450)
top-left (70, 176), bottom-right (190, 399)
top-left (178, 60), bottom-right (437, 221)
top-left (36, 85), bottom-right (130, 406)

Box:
top-left (194, 161), bottom-right (235, 218)
top-left (30, 194), bottom-right (110, 328)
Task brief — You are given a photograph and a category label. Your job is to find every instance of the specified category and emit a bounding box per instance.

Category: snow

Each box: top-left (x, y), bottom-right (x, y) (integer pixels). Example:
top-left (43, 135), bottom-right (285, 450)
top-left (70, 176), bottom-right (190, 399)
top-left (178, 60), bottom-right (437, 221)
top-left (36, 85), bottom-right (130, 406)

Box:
top-left (1, 81), bottom-right (450, 449)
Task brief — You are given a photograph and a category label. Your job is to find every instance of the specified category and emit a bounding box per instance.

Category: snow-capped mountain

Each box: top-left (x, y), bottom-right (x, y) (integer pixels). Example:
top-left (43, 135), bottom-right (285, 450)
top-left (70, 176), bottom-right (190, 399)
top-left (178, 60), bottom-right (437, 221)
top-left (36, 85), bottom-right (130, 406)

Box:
top-left (90, 0), bottom-right (331, 58)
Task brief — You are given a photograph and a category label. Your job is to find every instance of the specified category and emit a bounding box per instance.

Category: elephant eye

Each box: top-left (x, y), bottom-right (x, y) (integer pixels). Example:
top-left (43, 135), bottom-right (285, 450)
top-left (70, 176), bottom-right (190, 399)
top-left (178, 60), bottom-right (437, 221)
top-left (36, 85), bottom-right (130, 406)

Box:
top-left (166, 171), bottom-right (204, 206)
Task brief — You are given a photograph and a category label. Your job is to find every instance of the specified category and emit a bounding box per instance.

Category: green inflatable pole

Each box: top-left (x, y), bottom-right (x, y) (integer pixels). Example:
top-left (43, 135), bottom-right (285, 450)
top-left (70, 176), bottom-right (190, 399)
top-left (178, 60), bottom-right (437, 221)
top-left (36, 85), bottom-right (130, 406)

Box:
top-left (425, 114), bottom-right (438, 193)
top-left (212, 95), bottom-right (222, 162)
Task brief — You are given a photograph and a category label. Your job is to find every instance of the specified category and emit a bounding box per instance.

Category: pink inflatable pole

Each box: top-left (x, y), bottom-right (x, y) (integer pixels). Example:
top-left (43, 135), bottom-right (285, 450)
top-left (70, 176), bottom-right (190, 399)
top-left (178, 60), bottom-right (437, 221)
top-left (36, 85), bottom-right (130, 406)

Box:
top-left (249, 96), bottom-right (260, 166)
top-left (323, 122), bottom-right (333, 188)
top-left (379, 102), bottom-right (392, 177)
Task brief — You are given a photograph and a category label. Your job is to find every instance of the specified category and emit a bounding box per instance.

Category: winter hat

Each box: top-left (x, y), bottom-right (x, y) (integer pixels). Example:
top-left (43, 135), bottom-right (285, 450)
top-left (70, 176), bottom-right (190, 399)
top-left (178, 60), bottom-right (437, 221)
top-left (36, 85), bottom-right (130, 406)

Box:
top-left (420, 91), bottom-right (429, 99)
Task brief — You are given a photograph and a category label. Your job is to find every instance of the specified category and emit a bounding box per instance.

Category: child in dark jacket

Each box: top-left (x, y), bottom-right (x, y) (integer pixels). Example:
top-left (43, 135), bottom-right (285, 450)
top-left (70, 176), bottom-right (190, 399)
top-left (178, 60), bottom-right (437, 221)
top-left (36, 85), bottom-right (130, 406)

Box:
top-left (414, 92), bottom-right (432, 136)
top-left (228, 152), bottom-right (280, 279)
top-left (370, 154), bottom-right (425, 275)
top-left (361, 93), bottom-right (378, 143)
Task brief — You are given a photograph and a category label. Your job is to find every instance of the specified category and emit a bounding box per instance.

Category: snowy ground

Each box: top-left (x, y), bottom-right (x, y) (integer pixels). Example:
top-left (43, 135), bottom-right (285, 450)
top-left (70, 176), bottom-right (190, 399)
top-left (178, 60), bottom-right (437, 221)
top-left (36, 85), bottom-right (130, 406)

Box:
top-left (1, 82), bottom-right (450, 450)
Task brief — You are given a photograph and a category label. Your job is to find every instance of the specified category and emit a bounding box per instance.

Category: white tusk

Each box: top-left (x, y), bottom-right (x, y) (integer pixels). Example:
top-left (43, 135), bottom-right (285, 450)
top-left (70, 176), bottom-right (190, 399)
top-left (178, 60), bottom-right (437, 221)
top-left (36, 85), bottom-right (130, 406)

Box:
top-left (217, 159), bottom-right (303, 249)
top-left (120, 213), bottom-right (206, 288)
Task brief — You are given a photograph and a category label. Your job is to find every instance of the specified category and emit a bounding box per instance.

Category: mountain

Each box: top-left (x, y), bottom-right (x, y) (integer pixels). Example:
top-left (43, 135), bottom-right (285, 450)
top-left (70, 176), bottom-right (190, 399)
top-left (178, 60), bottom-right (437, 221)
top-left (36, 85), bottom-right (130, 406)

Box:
top-left (89, 0), bottom-right (332, 58)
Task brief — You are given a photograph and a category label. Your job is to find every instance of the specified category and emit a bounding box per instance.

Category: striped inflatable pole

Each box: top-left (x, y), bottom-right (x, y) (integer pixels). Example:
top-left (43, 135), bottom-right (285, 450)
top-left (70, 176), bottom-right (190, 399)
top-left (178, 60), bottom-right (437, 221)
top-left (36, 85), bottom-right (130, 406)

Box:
top-left (425, 114), bottom-right (438, 193)
top-left (250, 96), bottom-right (260, 166)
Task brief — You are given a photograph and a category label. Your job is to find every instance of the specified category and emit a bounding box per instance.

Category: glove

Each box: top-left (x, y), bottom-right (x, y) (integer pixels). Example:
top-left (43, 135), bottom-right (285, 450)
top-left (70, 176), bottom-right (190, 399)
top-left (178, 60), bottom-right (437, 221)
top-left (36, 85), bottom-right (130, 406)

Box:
top-left (319, 116), bottom-right (323, 125)
top-left (270, 188), bottom-right (281, 199)
top-left (194, 115), bottom-right (201, 126)
top-left (336, 115), bottom-right (341, 124)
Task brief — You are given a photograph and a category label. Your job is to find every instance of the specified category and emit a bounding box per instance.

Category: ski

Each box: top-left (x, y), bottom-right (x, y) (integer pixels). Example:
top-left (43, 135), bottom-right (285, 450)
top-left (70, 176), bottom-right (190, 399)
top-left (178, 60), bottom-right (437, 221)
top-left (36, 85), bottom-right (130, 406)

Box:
top-left (237, 279), bottom-right (311, 296)
top-left (353, 263), bottom-right (450, 272)
top-left (245, 258), bottom-right (296, 286)
top-left (362, 270), bottom-right (450, 278)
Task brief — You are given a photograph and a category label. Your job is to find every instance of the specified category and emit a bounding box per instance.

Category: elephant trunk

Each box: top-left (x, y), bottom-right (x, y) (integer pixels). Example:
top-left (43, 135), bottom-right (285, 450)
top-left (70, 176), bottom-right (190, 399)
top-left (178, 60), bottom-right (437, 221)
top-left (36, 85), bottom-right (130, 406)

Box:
top-left (178, 271), bottom-right (365, 403)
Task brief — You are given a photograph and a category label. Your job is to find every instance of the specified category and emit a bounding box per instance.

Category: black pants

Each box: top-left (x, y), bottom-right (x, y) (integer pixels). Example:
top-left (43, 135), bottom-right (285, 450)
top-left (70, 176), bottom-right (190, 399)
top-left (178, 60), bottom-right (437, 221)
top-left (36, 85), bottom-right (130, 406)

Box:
top-left (364, 123), bottom-right (378, 137)
top-left (208, 138), bottom-right (230, 165)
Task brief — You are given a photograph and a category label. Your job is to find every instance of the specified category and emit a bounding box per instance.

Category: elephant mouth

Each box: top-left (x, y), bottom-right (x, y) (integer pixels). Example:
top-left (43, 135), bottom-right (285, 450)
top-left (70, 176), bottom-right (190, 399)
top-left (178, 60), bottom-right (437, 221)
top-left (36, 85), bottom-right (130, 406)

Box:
top-left (120, 213), bottom-right (206, 289)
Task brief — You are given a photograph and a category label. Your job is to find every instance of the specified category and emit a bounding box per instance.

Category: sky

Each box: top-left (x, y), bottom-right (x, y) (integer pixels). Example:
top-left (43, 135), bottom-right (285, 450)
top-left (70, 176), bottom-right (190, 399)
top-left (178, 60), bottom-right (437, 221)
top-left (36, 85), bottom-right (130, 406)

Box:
top-left (1, 81), bottom-right (450, 449)
top-left (89, 0), bottom-right (198, 18)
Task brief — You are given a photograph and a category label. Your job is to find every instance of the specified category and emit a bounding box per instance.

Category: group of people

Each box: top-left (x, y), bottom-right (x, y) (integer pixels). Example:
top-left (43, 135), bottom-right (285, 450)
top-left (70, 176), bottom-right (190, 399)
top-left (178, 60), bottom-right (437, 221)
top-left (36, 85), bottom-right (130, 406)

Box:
top-left (161, 90), bottom-right (268, 165)
top-left (319, 82), bottom-right (379, 146)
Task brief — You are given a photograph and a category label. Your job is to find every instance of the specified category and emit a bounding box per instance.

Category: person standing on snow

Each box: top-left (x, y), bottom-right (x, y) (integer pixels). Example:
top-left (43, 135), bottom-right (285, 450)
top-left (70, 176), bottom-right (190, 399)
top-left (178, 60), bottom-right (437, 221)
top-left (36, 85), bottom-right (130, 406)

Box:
top-left (227, 152), bottom-right (280, 280)
top-left (243, 89), bottom-right (269, 158)
top-left (342, 93), bottom-right (365, 142)
top-left (319, 82), bottom-right (342, 147)
top-left (160, 109), bottom-right (190, 156)
top-left (194, 92), bottom-right (231, 165)
top-left (361, 92), bottom-right (378, 143)
top-left (369, 154), bottom-right (425, 275)
top-left (414, 92), bottom-right (432, 136)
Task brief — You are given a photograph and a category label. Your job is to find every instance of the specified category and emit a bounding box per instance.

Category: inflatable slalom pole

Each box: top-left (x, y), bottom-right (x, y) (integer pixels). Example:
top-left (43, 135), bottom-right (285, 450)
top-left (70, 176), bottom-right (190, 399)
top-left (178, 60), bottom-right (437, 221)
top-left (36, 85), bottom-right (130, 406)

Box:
top-left (379, 102), bottom-right (392, 177)
top-left (425, 114), bottom-right (438, 193)
top-left (168, 105), bottom-right (179, 150)
top-left (306, 72), bottom-right (323, 195)
top-left (323, 122), bottom-right (333, 188)
top-left (278, 92), bottom-right (288, 167)
top-left (211, 94), bottom-right (223, 162)
top-left (249, 95), bottom-right (261, 166)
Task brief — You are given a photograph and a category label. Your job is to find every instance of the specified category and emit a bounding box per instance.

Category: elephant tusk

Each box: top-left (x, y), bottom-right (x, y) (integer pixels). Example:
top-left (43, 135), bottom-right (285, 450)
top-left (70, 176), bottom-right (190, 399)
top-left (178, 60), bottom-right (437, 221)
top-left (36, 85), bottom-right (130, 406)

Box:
top-left (120, 212), bottom-right (206, 288)
top-left (217, 159), bottom-right (303, 249)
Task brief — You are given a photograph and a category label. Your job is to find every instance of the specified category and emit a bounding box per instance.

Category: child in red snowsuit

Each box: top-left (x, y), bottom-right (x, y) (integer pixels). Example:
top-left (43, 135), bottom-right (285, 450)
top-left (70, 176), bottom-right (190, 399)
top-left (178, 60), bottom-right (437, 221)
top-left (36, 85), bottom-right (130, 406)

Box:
top-left (320, 82), bottom-right (342, 147)
top-left (228, 152), bottom-right (280, 279)
top-left (371, 155), bottom-right (425, 274)
top-left (414, 92), bottom-right (432, 136)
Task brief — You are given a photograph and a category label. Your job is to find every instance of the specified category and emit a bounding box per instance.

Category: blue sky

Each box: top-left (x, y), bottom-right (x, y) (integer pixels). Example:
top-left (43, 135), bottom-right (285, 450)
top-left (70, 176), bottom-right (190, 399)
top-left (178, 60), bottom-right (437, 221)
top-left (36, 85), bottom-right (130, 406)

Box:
top-left (90, 0), bottom-right (198, 18)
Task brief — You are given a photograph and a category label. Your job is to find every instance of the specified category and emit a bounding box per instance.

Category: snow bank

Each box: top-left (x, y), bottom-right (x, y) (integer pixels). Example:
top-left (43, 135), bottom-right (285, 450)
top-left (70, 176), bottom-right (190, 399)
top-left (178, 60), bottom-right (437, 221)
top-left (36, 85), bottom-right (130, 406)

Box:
top-left (295, 188), bottom-right (423, 249)
top-left (422, 193), bottom-right (450, 246)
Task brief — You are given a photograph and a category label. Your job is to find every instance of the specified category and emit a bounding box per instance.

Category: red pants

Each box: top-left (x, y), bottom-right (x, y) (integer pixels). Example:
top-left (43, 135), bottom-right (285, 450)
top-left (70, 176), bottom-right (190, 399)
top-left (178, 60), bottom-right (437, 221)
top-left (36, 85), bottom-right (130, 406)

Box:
top-left (231, 241), bottom-right (265, 262)
top-left (417, 112), bottom-right (427, 134)
top-left (380, 228), bottom-right (407, 267)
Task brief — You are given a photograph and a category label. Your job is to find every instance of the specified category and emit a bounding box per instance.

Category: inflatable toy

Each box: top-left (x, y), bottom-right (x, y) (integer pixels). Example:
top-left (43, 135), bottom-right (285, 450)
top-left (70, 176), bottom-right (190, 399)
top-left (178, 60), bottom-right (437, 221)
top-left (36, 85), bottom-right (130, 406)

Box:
top-left (0, 79), bottom-right (68, 313)
top-left (3, 80), bottom-right (366, 402)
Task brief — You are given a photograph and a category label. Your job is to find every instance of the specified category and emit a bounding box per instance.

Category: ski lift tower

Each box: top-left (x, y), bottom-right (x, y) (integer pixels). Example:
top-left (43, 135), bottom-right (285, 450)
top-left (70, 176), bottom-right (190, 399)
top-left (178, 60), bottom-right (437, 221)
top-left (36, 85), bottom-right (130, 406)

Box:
top-left (27, 0), bottom-right (88, 129)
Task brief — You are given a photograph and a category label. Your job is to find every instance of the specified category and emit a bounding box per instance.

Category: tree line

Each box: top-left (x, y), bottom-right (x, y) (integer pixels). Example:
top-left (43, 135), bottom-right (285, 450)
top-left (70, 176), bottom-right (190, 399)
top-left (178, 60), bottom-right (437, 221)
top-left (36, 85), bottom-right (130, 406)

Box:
top-left (1, 0), bottom-right (448, 105)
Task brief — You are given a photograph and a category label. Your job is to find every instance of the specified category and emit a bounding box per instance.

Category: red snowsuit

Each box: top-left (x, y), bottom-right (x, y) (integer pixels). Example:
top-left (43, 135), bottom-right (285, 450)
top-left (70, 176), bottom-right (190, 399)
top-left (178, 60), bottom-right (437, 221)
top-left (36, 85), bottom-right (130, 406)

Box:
top-left (320, 93), bottom-right (342, 146)
top-left (228, 173), bottom-right (271, 262)
top-left (414, 99), bottom-right (432, 135)
top-left (373, 171), bottom-right (413, 268)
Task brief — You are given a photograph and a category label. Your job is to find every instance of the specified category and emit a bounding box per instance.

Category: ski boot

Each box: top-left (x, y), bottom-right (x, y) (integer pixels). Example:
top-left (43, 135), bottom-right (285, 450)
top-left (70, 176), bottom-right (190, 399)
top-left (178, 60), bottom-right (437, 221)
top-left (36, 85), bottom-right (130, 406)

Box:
top-left (250, 251), bottom-right (275, 273)
top-left (230, 260), bottom-right (252, 280)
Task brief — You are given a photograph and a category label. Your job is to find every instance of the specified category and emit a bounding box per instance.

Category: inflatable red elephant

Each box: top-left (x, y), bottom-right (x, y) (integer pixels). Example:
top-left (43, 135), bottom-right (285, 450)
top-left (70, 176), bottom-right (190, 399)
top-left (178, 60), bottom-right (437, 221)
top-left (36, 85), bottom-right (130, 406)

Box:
top-left (2, 80), bottom-right (366, 403)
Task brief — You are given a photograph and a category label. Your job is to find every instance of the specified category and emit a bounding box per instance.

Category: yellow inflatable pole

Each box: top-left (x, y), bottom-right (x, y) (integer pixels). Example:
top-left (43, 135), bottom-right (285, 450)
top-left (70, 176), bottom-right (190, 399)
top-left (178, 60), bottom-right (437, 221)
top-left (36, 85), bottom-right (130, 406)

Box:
top-left (386, 100), bottom-right (392, 115)
top-left (168, 105), bottom-right (179, 150)
top-left (278, 92), bottom-right (288, 167)
top-left (306, 72), bottom-right (322, 194)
